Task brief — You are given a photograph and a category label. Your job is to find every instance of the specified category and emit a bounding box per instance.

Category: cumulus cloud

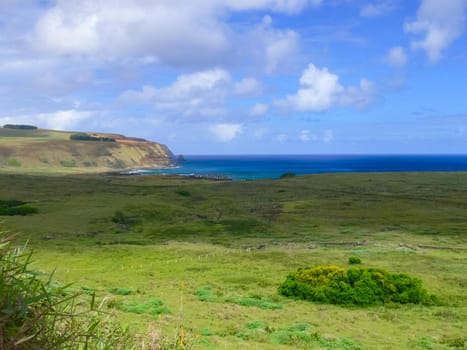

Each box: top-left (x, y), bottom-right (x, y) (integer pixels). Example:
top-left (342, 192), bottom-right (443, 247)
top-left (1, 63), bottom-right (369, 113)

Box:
top-left (236, 15), bottom-right (300, 74)
top-left (278, 63), bottom-right (375, 112)
top-left (223, 0), bottom-right (322, 14)
top-left (121, 69), bottom-right (271, 120)
top-left (33, 0), bottom-right (229, 66)
top-left (0, 109), bottom-right (95, 131)
top-left (210, 123), bottom-right (243, 142)
top-left (120, 68), bottom-right (231, 117)
top-left (384, 46), bottom-right (408, 67)
top-left (264, 29), bottom-right (299, 73)
top-left (404, 0), bottom-right (467, 62)
top-left (234, 78), bottom-right (262, 96)
top-left (31, 0), bottom-right (319, 69)
top-left (249, 103), bottom-right (269, 116)
top-left (361, 1), bottom-right (397, 17)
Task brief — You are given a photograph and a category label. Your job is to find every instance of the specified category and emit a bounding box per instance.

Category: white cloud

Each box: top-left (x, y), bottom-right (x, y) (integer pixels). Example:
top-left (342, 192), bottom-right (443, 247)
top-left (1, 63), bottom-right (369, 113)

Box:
top-left (33, 0), bottom-right (229, 66)
top-left (0, 109), bottom-right (95, 131)
top-left (265, 29), bottom-right (299, 73)
top-left (120, 68), bottom-right (231, 117)
top-left (39, 109), bottom-right (95, 130)
top-left (323, 129), bottom-right (334, 143)
top-left (384, 46), bottom-right (408, 67)
top-left (361, 1), bottom-right (396, 17)
top-left (254, 127), bottom-right (268, 139)
top-left (278, 63), bottom-right (375, 112)
top-left (210, 123), bottom-right (243, 142)
top-left (299, 130), bottom-right (313, 142)
top-left (234, 78), bottom-right (262, 96)
top-left (121, 69), bottom-right (269, 120)
top-left (31, 0), bottom-right (320, 68)
top-left (249, 103), bottom-right (269, 116)
top-left (340, 78), bottom-right (376, 109)
top-left (404, 0), bottom-right (467, 62)
top-left (223, 0), bottom-right (322, 14)
top-left (299, 129), bottom-right (333, 143)
top-left (277, 133), bottom-right (288, 143)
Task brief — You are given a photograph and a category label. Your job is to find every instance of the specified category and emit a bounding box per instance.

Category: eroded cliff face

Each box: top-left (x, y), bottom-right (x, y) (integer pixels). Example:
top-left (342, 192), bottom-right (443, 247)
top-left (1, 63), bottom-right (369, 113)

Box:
top-left (0, 127), bottom-right (175, 173)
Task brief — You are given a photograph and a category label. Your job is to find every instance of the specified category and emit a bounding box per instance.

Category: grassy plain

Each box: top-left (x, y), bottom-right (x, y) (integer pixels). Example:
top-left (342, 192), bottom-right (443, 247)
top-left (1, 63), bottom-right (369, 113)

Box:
top-left (0, 172), bottom-right (466, 349)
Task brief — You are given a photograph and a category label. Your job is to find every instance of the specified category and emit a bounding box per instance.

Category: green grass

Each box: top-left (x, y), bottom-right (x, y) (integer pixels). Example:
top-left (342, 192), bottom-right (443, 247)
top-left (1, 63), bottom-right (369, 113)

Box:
top-left (0, 172), bottom-right (466, 349)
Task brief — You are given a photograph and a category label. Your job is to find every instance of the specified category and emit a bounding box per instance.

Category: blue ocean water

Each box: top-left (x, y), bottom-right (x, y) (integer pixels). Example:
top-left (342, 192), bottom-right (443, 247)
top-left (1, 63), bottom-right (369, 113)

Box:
top-left (132, 155), bottom-right (467, 180)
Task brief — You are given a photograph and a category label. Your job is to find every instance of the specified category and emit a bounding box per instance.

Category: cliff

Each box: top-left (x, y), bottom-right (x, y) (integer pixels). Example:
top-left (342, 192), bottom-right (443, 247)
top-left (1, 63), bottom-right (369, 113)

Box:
top-left (0, 126), bottom-right (175, 173)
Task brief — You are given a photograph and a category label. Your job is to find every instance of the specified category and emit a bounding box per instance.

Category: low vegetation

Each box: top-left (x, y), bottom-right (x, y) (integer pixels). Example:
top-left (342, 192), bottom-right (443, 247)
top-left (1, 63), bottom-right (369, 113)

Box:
top-left (0, 172), bottom-right (465, 349)
top-left (2, 124), bottom-right (38, 130)
top-left (0, 199), bottom-right (37, 216)
top-left (0, 235), bottom-right (135, 349)
top-left (348, 256), bottom-right (362, 264)
top-left (279, 265), bottom-right (432, 306)
top-left (70, 133), bottom-right (116, 142)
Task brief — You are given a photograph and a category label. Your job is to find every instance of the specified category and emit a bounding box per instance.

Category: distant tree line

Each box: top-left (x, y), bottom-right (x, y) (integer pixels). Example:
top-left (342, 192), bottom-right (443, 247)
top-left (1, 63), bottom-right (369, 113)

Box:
top-left (3, 124), bottom-right (38, 130)
top-left (70, 133), bottom-right (116, 142)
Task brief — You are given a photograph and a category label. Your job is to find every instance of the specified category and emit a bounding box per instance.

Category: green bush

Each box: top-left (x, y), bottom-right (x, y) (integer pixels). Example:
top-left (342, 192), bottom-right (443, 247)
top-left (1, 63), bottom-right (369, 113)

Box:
top-left (112, 210), bottom-right (131, 225)
top-left (70, 133), bottom-right (115, 142)
top-left (176, 190), bottom-right (191, 197)
top-left (3, 124), bottom-right (37, 130)
top-left (280, 172), bottom-right (297, 179)
top-left (60, 159), bottom-right (77, 167)
top-left (0, 200), bottom-right (37, 216)
top-left (278, 265), bottom-right (431, 306)
top-left (348, 256), bottom-right (362, 264)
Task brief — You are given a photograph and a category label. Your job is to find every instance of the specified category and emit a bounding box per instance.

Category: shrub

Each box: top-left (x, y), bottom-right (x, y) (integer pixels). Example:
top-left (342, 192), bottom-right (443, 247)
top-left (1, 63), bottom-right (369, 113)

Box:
top-left (176, 190), bottom-right (191, 197)
top-left (278, 265), bottom-right (430, 306)
top-left (70, 133), bottom-right (115, 142)
top-left (348, 256), bottom-right (362, 265)
top-left (0, 200), bottom-right (37, 216)
top-left (112, 210), bottom-right (131, 225)
top-left (60, 159), bottom-right (76, 167)
top-left (280, 172), bottom-right (296, 179)
top-left (3, 124), bottom-right (37, 130)
top-left (6, 158), bottom-right (21, 167)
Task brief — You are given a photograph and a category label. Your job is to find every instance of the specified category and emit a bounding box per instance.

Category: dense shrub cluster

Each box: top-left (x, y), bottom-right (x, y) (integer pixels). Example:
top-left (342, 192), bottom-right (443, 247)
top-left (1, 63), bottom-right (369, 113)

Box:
top-left (279, 265), bottom-right (431, 306)
top-left (3, 124), bottom-right (38, 130)
top-left (70, 133), bottom-right (115, 142)
top-left (280, 172), bottom-right (297, 179)
top-left (0, 200), bottom-right (37, 216)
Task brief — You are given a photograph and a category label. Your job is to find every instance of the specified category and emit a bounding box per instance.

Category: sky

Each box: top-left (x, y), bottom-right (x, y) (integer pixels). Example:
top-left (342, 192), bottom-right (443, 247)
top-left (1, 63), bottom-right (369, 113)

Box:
top-left (0, 0), bottom-right (466, 155)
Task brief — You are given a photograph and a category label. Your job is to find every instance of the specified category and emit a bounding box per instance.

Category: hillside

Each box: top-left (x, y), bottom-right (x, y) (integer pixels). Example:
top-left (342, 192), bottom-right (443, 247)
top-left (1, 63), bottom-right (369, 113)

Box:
top-left (0, 125), bottom-right (175, 173)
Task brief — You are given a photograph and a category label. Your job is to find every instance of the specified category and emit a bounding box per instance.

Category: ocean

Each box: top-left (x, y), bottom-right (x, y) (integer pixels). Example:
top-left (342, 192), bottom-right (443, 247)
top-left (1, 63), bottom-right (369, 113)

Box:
top-left (130, 155), bottom-right (467, 180)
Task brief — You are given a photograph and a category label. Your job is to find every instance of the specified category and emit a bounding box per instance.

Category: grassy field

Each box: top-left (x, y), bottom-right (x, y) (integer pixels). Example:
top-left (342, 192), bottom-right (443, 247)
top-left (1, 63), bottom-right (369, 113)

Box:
top-left (0, 172), bottom-right (466, 349)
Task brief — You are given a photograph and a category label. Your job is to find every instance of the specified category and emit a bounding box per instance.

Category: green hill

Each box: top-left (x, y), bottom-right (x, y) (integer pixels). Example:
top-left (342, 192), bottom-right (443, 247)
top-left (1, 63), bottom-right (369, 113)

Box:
top-left (0, 125), bottom-right (175, 173)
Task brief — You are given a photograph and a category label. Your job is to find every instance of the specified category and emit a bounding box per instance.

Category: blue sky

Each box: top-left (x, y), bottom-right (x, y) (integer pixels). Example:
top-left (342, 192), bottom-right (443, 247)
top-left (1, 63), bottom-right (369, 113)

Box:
top-left (0, 0), bottom-right (466, 154)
